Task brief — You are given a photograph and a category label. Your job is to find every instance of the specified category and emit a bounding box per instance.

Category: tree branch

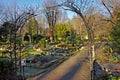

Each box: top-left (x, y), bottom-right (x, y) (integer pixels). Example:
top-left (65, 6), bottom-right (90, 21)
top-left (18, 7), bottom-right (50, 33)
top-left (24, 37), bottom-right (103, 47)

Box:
top-left (102, 1), bottom-right (113, 18)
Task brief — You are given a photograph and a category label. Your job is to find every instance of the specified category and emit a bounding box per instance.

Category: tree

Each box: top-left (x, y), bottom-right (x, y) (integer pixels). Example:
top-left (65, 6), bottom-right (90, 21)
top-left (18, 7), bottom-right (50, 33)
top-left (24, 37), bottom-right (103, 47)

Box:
top-left (86, 11), bottom-right (112, 41)
top-left (0, 22), bottom-right (10, 41)
top-left (25, 16), bottom-right (38, 43)
top-left (54, 22), bottom-right (73, 41)
top-left (1, 3), bottom-right (36, 75)
top-left (110, 13), bottom-right (120, 53)
top-left (63, 0), bottom-right (95, 48)
top-left (38, 16), bottom-right (45, 34)
top-left (100, 0), bottom-right (120, 25)
top-left (58, 10), bottom-right (69, 23)
top-left (70, 15), bottom-right (86, 35)
top-left (61, 0), bottom-right (96, 79)
top-left (44, 0), bottom-right (60, 42)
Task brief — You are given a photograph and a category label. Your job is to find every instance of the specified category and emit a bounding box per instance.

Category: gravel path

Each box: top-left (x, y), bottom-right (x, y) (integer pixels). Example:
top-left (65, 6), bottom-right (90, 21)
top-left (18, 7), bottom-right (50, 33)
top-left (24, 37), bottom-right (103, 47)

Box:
top-left (34, 47), bottom-right (91, 80)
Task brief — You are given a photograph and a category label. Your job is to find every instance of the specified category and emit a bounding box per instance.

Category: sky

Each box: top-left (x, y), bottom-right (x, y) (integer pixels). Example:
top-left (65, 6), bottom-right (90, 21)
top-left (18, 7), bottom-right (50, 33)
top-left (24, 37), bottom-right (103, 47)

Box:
top-left (1, 0), bottom-right (42, 7)
top-left (0, 0), bottom-right (110, 19)
top-left (0, 0), bottom-right (75, 19)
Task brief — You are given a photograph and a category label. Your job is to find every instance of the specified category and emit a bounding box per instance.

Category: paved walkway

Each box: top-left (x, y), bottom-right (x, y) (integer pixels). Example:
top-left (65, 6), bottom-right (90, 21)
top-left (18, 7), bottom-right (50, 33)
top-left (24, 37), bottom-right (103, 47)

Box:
top-left (34, 47), bottom-right (91, 80)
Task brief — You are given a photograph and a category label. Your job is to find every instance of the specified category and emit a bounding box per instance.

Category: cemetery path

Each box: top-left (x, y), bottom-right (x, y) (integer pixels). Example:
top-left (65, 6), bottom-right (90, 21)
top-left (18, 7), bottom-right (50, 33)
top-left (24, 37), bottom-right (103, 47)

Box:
top-left (34, 46), bottom-right (91, 80)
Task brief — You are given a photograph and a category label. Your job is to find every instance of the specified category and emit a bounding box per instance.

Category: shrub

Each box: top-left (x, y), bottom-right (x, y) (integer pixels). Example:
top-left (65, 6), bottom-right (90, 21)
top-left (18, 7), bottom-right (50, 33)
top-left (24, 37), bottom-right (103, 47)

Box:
top-left (0, 42), bottom-right (6, 45)
top-left (39, 38), bottom-right (46, 48)
top-left (108, 75), bottom-right (120, 80)
top-left (1, 50), bottom-right (10, 57)
top-left (68, 47), bottom-right (76, 51)
top-left (33, 34), bottom-right (42, 44)
top-left (0, 58), bottom-right (14, 76)
top-left (108, 56), bottom-right (120, 63)
top-left (22, 41), bottom-right (29, 46)
top-left (2, 50), bottom-right (9, 54)
top-left (103, 45), bottom-right (112, 53)
top-left (110, 13), bottom-right (120, 53)
top-left (0, 53), bottom-right (2, 57)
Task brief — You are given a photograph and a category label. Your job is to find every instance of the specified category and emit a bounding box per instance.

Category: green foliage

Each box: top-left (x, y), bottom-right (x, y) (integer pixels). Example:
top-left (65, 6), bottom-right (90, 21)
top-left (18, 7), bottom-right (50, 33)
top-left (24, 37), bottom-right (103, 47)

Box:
top-left (0, 58), bottom-right (14, 76)
top-left (108, 55), bottom-right (120, 63)
top-left (68, 47), bottom-right (76, 51)
top-left (110, 13), bottom-right (120, 53)
top-left (74, 35), bottom-right (82, 44)
top-left (99, 74), bottom-right (120, 80)
top-left (111, 76), bottom-right (120, 80)
top-left (0, 42), bottom-right (7, 45)
top-left (0, 41), bottom-right (10, 45)
top-left (2, 50), bottom-right (9, 54)
top-left (108, 75), bottom-right (120, 80)
top-left (39, 38), bottom-right (46, 48)
top-left (8, 35), bottom-right (21, 44)
top-left (54, 23), bottom-right (82, 46)
top-left (25, 16), bottom-right (38, 35)
top-left (103, 45), bottom-right (111, 53)
top-left (22, 41), bottom-right (29, 46)
top-left (33, 34), bottom-right (46, 44)
top-left (0, 22), bottom-right (10, 42)
top-left (54, 23), bottom-right (73, 41)
top-left (0, 51), bottom-right (2, 57)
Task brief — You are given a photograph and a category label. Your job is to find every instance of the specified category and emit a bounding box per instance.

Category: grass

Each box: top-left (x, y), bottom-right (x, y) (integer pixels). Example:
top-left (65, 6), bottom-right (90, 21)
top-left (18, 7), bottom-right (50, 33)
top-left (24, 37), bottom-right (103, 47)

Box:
top-left (0, 52), bottom-right (2, 57)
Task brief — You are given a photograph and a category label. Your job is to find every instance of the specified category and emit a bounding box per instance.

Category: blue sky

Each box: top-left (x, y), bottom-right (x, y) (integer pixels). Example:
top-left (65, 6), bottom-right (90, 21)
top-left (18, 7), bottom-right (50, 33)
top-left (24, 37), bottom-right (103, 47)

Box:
top-left (0, 0), bottom-right (109, 19)
top-left (0, 0), bottom-right (75, 19)
top-left (0, 0), bottom-right (42, 8)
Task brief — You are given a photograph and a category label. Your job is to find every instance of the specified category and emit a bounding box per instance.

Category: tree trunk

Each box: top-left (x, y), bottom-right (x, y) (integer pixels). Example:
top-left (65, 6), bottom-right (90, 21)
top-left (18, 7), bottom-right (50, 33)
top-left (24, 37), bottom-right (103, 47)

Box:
top-left (79, 14), bottom-right (95, 80)
top-left (13, 32), bottom-right (17, 74)
top-left (50, 28), bottom-right (54, 43)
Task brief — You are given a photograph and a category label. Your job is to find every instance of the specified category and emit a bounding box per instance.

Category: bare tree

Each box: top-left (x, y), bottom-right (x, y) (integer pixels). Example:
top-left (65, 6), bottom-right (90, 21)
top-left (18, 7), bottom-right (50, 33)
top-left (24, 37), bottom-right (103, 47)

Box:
top-left (100, 0), bottom-right (120, 25)
top-left (61, 0), bottom-right (96, 79)
top-left (44, 0), bottom-right (60, 42)
top-left (38, 17), bottom-right (44, 34)
top-left (58, 10), bottom-right (69, 23)
top-left (70, 15), bottom-right (86, 35)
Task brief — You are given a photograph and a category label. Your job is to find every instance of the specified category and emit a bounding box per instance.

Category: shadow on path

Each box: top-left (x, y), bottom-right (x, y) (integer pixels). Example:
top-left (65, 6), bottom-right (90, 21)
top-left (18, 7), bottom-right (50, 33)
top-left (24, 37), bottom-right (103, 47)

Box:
top-left (59, 58), bottom-right (87, 80)
top-left (35, 47), bottom-right (89, 80)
